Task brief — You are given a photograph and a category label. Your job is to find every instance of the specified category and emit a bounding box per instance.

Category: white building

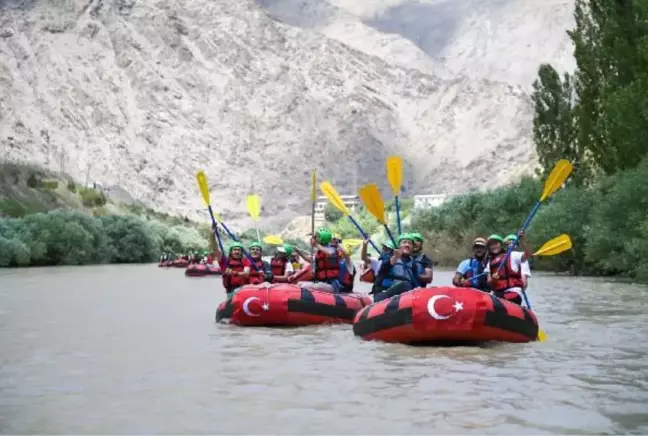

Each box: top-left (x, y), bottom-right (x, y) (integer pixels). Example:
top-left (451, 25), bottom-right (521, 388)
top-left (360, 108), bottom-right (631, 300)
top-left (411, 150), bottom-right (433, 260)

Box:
top-left (413, 194), bottom-right (451, 210)
top-left (314, 194), bottom-right (359, 225)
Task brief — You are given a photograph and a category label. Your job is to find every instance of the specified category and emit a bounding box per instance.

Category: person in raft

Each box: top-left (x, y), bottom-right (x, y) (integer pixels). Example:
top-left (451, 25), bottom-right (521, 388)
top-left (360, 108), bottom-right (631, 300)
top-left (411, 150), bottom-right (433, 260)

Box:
top-left (359, 240), bottom-right (395, 283)
top-left (243, 242), bottom-right (274, 285)
top-left (209, 226), bottom-right (272, 295)
top-left (296, 227), bottom-right (355, 293)
top-left (333, 233), bottom-right (357, 293)
top-left (371, 233), bottom-right (421, 302)
top-left (410, 232), bottom-right (434, 286)
top-left (485, 231), bottom-right (532, 305)
top-left (270, 243), bottom-right (294, 283)
top-left (452, 237), bottom-right (490, 291)
top-left (503, 233), bottom-right (531, 291)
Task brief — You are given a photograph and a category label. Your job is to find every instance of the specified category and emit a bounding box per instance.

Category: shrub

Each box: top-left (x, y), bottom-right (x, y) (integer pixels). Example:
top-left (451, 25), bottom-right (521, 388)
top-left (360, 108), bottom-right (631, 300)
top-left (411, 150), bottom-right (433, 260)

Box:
top-left (67, 181), bottom-right (77, 192)
top-left (0, 210), bottom-right (208, 267)
top-left (79, 188), bottom-right (107, 207)
top-left (42, 180), bottom-right (59, 190)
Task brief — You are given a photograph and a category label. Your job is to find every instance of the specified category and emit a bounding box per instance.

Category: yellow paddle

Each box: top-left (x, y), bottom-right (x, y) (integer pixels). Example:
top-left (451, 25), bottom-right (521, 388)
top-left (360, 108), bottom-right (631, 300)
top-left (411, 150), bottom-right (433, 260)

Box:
top-left (196, 171), bottom-right (262, 271)
top-left (386, 156), bottom-right (403, 234)
top-left (358, 184), bottom-right (397, 245)
top-left (342, 238), bottom-right (363, 252)
top-left (320, 181), bottom-right (379, 253)
top-left (246, 194), bottom-right (262, 242)
top-left (196, 170), bottom-right (227, 255)
top-left (533, 234), bottom-right (572, 256)
top-left (263, 235), bottom-right (284, 245)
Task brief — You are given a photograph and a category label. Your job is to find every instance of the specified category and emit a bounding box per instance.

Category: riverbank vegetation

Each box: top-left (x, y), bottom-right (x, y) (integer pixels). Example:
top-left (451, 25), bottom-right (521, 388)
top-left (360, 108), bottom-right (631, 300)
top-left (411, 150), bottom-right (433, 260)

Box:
top-left (412, 0), bottom-right (648, 283)
top-left (0, 211), bottom-right (208, 266)
top-left (0, 162), bottom-right (211, 267)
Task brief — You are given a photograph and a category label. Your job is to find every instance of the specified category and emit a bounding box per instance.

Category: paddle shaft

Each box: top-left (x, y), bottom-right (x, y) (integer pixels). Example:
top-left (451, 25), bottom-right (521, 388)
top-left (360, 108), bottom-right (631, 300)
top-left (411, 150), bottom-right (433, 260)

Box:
top-left (395, 196), bottom-right (402, 235)
top-left (207, 205), bottom-right (226, 256)
top-left (311, 170), bottom-right (316, 259)
top-left (349, 216), bottom-right (380, 253)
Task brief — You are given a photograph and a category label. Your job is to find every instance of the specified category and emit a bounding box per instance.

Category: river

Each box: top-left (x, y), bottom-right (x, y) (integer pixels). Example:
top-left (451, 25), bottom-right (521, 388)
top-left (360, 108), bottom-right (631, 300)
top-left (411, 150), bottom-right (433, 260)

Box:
top-left (0, 265), bottom-right (646, 434)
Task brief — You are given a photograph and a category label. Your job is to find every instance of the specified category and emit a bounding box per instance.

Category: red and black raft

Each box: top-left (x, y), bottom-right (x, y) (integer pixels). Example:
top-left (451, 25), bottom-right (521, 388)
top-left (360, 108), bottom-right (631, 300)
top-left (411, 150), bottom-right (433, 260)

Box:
top-left (185, 264), bottom-right (221, 277)
top-left (216, 283), bottom-right (372, 326)
top-left (352, 286), bottom-right (539, 344)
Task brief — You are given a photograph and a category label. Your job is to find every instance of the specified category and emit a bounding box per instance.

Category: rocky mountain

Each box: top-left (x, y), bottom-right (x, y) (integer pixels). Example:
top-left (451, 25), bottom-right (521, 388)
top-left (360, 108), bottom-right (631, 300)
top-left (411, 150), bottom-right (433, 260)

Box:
top-left (0, 0), bottom-right (575, 230)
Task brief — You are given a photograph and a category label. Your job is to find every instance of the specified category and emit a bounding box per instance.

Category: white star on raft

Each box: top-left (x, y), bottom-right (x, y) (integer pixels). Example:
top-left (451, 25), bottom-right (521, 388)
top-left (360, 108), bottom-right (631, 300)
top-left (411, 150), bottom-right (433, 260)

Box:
top-left (262, 303), bottom-right (269, 311)
top-left (453, 301), bottom-right (464, 312)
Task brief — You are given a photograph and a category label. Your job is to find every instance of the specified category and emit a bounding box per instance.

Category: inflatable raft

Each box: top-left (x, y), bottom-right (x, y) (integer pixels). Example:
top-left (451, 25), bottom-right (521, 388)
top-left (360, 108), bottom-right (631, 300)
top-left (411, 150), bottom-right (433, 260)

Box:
top-left (353, 286), bottom-right (539, 344)
top-left (185, 264), bottom-right (221, 277)
top-left (216, 283), bottom-right (372, 326)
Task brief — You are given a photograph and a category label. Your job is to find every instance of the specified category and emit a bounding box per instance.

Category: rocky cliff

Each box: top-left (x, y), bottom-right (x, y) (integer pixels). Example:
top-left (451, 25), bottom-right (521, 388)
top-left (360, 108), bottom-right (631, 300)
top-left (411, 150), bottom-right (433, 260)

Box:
top-left (0, 0), bottom-right (574, 229)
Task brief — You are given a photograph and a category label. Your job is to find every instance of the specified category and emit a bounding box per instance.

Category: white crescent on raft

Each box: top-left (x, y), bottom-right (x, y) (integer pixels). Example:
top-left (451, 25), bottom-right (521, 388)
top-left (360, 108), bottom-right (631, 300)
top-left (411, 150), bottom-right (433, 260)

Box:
top-left (427, 295), bottom-right (452, 320)
top-left (242, 296), bottom-right (262, 317)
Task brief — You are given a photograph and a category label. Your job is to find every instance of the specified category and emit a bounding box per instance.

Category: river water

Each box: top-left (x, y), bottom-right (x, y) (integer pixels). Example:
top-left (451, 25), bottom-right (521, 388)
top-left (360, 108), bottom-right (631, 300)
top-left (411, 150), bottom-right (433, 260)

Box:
top-left (0, 265), bottom-right (646, 434)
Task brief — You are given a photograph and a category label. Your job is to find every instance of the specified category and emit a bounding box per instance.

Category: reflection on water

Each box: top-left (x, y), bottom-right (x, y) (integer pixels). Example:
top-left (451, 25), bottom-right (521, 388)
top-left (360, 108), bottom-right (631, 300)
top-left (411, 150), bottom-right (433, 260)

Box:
top-left (0, 266), bottom-right (646, 434)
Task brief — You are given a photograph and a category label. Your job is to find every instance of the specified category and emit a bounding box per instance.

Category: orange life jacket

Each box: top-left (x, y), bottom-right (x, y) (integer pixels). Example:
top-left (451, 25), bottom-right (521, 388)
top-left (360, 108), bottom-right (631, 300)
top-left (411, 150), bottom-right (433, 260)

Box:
top-left (489, 253), bottom-right (524, 291)
top-left (222, 257), bottom-right (247, 292)
top-left (359, 265), bottom-right (375, 283)
top-left (314, 248), bottom-right (341, 282)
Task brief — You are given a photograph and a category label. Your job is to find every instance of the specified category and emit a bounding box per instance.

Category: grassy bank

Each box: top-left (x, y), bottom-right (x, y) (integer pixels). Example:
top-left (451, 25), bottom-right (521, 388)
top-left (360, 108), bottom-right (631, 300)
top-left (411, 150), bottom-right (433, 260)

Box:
top-left (408, 156), bottom-right (648, 284)
top-left (0, 162), bottom-right (209, 267)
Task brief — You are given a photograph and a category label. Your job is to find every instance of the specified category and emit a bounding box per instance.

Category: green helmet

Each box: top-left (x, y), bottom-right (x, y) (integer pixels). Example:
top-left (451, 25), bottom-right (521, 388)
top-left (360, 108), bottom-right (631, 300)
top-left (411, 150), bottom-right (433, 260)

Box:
top-left (487, 234), bottom-right (504, 244)
top-left (249, 241), bottom-right (263, 250)
top-left (282, 243), bottom-right (293, 256)
top-left (411, 232), bottom-right (424, 243)
top-left (381, 241), bottom-right (396, 250)
top-left (316, 227), bottom-right (332, 245)
top-left (228, 242), bottom-right (245, 253)
top-left (397, 233), bottom-right (414, 245)
top-left (504, 234), bottom-right (517, 242)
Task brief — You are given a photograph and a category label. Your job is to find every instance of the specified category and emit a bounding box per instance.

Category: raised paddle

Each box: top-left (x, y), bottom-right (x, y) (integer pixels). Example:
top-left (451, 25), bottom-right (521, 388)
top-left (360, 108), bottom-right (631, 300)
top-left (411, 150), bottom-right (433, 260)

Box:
top-left (358, 183), bottom-right (397, 246)
top-left (359, 183), bottom-right (421, 288)
top-left (386, 156), bottom-right (403, 234)
top-left (246, 194), bottom-right (262, 243)
top-left (196, 171), bottom-right (263, 272)
top-left (320, 181), bottom-right (380, 253)
top-left (263, 235), bottom-right (284, 245)
top-left (196, 171), bottom-right (226, 256)
top-left (496, 159), bottom-right (573, 306)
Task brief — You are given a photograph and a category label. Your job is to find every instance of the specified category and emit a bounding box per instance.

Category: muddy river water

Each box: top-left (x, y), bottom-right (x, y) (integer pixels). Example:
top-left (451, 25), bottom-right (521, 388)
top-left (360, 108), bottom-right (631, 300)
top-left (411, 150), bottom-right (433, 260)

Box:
top-left (1, 265), bottom-right (647, 434)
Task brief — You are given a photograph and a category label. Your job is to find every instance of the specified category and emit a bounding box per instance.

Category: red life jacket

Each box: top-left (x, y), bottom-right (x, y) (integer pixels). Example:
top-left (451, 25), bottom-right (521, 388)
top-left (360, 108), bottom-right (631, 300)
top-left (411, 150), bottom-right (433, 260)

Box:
top-left (270, 256), bottom-right (288, 277)
top-left (489, 253), bottom-right (524, 291)
top-left (339, 262), bottom-right (355, 292)
top-left (222, 257), bottom-right (247, 292)
top-left (248, 258), bottom-right (268, 285)
top-left (314, 249), bottom-right (341, 282)
top-left (360, 267), bottom-right (375, 283)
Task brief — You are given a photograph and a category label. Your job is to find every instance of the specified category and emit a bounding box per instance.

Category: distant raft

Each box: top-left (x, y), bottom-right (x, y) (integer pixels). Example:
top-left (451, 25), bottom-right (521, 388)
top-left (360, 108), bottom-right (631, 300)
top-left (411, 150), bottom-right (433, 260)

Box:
top-left (185, 264), bottom-right (221, 277)
top-left (352, 286), bottom-right (539, 344)
top-left (216, 283), bottom-right (372, 326)
top-left (158, 259), bottom-right (189, 268)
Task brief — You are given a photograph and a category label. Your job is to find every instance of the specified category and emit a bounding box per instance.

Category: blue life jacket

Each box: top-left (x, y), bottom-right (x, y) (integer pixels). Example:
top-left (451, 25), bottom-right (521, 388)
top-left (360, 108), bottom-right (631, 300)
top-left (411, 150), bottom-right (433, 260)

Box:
top-left (465, 257), bottom-right (488, 291)
top-left (380, 256), bottom-right (420, 289)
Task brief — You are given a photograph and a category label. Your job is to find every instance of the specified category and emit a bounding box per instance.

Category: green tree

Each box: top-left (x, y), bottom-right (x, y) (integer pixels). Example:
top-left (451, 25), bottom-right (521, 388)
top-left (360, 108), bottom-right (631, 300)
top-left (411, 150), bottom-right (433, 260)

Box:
top-left (568, 0), bottom-right (648, 174)
top-left (324, 202), bottom-right (343, 222)
top-left (532, 64), bottom-right (590, 185)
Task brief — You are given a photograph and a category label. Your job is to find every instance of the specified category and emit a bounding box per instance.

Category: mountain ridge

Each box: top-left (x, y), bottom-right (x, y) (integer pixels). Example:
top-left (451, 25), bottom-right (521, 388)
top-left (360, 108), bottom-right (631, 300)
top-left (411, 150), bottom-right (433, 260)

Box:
top-left (0, 0), bottom-right (572, 230)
